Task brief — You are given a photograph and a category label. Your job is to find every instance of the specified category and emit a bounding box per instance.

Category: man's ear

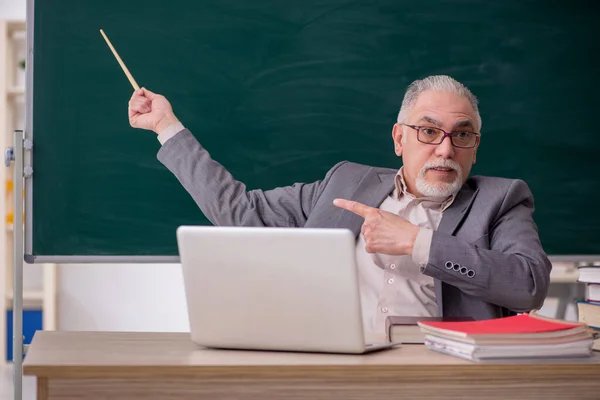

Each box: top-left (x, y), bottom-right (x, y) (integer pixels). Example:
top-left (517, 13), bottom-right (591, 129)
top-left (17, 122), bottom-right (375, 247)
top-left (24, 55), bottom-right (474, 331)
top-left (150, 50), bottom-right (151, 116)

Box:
top-left (392, 123), bottom-right (404, 156)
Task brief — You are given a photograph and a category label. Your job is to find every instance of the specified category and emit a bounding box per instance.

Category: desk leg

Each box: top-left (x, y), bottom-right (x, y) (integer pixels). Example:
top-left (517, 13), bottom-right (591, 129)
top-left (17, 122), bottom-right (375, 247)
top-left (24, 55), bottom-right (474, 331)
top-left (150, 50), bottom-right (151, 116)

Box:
top-left (550, 282), bottom-right (585, 320)
top-left (555, 295), bottom-right (568, 320)
top-left (37, 378), bottom-right (48, 400)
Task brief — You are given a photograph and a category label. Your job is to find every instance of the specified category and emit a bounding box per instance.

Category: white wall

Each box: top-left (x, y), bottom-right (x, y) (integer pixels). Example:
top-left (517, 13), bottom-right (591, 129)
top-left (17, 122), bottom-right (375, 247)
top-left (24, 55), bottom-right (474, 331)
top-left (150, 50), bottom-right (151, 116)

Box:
top-left (0, 0), bottom-right (26, 20)
top-left (58, 263), bottom-right (190, 332)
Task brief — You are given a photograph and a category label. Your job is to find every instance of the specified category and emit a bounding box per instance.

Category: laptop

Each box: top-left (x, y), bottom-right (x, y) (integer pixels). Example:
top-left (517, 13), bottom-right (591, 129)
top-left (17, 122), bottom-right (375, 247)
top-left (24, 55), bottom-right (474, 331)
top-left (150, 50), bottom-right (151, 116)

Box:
top-left (176, 225), bottom-right (400, 354)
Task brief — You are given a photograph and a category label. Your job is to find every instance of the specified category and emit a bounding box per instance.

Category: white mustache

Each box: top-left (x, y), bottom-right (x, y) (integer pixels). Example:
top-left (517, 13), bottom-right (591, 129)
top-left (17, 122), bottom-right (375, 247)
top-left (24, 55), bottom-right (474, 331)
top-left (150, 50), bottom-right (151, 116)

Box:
top-left (422, 159), bottom-right (461, 172)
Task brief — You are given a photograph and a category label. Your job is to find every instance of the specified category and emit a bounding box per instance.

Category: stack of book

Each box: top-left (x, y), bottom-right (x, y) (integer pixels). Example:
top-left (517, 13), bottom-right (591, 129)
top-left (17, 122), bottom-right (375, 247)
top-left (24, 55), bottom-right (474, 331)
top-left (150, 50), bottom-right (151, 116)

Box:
top-left (577, 265), bottom-right (600, 351)
top-left (418, 313), bottom-right (598, 361)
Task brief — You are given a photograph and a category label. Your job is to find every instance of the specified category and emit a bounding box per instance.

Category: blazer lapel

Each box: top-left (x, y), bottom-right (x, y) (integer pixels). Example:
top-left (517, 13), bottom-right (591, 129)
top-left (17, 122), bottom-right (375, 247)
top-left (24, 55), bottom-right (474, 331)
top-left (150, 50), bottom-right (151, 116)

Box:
top-left (333, 169), bottom-right (396, 237)
top-left (437, 184), bottom-right (479, 235)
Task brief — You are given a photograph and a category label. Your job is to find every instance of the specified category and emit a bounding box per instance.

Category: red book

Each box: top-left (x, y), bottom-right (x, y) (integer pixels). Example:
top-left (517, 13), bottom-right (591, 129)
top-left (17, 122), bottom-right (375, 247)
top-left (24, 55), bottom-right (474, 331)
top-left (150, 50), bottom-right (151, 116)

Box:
top-left (419, 313), bottom-right (583, 336)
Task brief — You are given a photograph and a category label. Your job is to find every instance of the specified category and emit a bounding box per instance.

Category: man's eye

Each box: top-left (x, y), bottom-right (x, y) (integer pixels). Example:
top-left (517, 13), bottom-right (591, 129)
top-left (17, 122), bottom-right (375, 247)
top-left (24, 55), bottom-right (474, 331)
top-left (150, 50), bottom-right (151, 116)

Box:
top-left (422, 128), bottom-right (437, 136)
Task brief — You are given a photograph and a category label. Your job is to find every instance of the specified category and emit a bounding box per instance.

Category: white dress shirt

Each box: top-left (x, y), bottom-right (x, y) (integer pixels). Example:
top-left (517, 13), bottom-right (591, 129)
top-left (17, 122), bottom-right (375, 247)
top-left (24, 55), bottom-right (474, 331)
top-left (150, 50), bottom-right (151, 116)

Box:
top-left (356, 170), bottom-right (456, 335)
top-left (158, 121), bottom-right (185, 144)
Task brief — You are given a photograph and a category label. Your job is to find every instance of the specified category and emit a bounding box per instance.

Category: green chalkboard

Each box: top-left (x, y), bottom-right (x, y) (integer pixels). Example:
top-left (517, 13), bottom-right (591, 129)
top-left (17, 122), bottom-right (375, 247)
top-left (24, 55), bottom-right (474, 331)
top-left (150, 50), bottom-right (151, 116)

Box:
top-left (27, 0), bottom-right (600, 261)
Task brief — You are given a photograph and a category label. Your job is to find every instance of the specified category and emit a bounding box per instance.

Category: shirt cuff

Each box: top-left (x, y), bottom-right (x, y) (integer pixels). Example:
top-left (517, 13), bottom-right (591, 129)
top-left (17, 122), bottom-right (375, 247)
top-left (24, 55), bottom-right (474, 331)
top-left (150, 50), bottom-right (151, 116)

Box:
top-left (157, 121), bottom-right (185, 145)
top-left (412, 227), bottom-right (433, 267)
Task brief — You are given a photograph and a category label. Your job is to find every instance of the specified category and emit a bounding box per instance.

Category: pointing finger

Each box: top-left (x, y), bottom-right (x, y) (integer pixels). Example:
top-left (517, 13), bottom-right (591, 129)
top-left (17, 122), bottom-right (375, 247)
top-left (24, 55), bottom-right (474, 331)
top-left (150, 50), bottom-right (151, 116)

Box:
top-left (333, 198), bottom-right (374, 217)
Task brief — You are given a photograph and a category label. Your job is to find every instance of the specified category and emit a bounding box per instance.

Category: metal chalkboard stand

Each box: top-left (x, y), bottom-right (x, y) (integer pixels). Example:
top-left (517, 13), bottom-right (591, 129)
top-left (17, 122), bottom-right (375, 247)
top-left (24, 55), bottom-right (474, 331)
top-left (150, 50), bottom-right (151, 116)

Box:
top-left (5, 130), bottom-right (32, 400)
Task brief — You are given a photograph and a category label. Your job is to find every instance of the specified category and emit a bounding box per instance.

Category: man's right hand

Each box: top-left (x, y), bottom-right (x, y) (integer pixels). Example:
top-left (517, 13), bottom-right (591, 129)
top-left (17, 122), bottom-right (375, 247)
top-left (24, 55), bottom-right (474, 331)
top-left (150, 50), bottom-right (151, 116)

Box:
top-left (128, 88), bottom-right (180, 135)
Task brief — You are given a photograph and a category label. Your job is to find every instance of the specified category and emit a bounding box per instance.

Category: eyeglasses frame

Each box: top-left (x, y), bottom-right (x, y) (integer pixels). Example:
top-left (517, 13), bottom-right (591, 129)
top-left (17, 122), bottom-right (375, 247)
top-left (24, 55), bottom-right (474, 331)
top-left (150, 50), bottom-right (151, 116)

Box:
top-left (402, 124), bottom-right (480, 149)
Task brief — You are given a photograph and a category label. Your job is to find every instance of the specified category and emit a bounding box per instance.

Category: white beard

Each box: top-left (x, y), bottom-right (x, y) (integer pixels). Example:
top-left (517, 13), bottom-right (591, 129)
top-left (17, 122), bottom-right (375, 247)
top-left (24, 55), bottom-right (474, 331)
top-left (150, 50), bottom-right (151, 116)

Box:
top-left (415, 159), bottom-right (463, 197)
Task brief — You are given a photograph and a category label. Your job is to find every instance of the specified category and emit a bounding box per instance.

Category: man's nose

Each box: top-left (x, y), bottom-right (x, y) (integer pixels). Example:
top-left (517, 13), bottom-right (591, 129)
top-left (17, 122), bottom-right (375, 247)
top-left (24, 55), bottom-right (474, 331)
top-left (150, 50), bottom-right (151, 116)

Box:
top-left (435, 135), bottom-right (455, 158)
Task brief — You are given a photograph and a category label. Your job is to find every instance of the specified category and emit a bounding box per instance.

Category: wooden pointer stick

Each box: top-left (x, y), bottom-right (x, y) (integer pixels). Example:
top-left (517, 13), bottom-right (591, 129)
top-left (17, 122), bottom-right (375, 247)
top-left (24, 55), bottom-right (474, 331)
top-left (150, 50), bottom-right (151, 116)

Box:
top-left (99, 29), bottom-right (140, 90)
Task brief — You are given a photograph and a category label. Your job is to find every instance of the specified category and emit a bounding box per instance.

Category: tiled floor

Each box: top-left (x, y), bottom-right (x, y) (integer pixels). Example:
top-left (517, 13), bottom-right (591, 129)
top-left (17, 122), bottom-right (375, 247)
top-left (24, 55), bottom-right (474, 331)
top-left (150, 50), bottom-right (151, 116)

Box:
top-left (1, 363), bottom-right (36, 400)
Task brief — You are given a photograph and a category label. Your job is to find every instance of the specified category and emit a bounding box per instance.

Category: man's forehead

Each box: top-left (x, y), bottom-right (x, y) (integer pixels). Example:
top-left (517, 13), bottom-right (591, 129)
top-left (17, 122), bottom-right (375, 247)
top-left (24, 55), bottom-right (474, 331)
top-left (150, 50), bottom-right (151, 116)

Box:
top-left (415, 115), bottom-right (475, 129)
top-left (409, 91), bottom-right (476, 126)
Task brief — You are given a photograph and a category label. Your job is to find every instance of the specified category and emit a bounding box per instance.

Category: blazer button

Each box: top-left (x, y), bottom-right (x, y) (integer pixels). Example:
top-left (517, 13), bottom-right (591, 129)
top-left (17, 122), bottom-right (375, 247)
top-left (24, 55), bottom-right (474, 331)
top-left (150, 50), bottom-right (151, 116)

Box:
top-left (445, 261), bottom-right (454, 269)
top-left (467, 270), bottom-right (476, 278)
top-left (460, 266), bottom-right (468, 275)
top-left (453, 263), bottom-right (461, 272)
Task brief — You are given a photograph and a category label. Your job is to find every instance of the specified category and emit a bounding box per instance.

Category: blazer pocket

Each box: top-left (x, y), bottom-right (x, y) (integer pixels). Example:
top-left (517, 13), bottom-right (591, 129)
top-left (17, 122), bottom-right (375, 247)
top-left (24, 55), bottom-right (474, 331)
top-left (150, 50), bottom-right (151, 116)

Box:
top-left (472, 233), bottom-right (490, 249)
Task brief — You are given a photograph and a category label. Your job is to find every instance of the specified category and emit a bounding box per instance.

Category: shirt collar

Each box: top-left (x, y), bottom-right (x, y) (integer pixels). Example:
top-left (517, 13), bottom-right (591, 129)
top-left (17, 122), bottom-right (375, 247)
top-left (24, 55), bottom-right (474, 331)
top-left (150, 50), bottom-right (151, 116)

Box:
top-left (393, 166), bottom-right (457, 211)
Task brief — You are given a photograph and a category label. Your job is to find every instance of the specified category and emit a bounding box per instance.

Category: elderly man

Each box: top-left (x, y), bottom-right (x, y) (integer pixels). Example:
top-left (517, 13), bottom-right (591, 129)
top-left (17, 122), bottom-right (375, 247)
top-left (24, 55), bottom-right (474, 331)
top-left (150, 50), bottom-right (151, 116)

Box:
top-left (128, 75), bottom-right (551, 335)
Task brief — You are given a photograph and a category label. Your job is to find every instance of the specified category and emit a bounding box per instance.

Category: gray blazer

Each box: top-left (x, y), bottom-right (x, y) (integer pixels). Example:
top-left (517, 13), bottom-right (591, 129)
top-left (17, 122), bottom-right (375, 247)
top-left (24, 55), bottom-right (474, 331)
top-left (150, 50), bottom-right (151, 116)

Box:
top-left (158, 129), bottom-right (552, 320)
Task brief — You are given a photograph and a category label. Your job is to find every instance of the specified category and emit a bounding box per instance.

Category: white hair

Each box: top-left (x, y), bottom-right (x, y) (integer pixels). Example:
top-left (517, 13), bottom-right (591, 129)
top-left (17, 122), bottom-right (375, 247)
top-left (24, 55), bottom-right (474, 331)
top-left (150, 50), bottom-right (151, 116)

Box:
top-left (397, 75), bottom-right (482, 132)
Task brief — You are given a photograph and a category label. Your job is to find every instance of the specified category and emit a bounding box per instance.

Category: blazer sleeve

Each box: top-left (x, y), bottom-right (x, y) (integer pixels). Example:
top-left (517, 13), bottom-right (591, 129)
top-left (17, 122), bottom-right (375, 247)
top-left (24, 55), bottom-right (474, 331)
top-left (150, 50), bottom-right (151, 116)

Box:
top-left (422, 180), bottom-right (552, 313)
top-left (156, 128), bottom-right (344, 227)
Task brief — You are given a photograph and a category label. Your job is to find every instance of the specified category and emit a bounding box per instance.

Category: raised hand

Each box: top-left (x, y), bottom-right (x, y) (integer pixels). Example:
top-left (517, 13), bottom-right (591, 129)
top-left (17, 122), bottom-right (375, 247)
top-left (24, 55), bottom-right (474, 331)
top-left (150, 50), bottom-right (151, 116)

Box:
top-left (128, 88), bottom-right (179, 134)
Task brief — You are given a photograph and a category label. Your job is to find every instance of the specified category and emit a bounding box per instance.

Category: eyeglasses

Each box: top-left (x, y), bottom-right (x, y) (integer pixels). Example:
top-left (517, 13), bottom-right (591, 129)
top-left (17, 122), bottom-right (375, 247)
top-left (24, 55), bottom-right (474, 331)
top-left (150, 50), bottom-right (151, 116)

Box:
top-left (402, 124), bottom-right (480, 149)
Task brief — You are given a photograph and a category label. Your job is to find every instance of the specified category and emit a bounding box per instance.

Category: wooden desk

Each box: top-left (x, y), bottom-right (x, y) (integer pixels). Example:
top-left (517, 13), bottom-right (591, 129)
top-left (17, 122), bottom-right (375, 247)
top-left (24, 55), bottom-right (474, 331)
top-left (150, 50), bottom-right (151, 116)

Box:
top-left (24, 331), bottom-right (600, 400)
